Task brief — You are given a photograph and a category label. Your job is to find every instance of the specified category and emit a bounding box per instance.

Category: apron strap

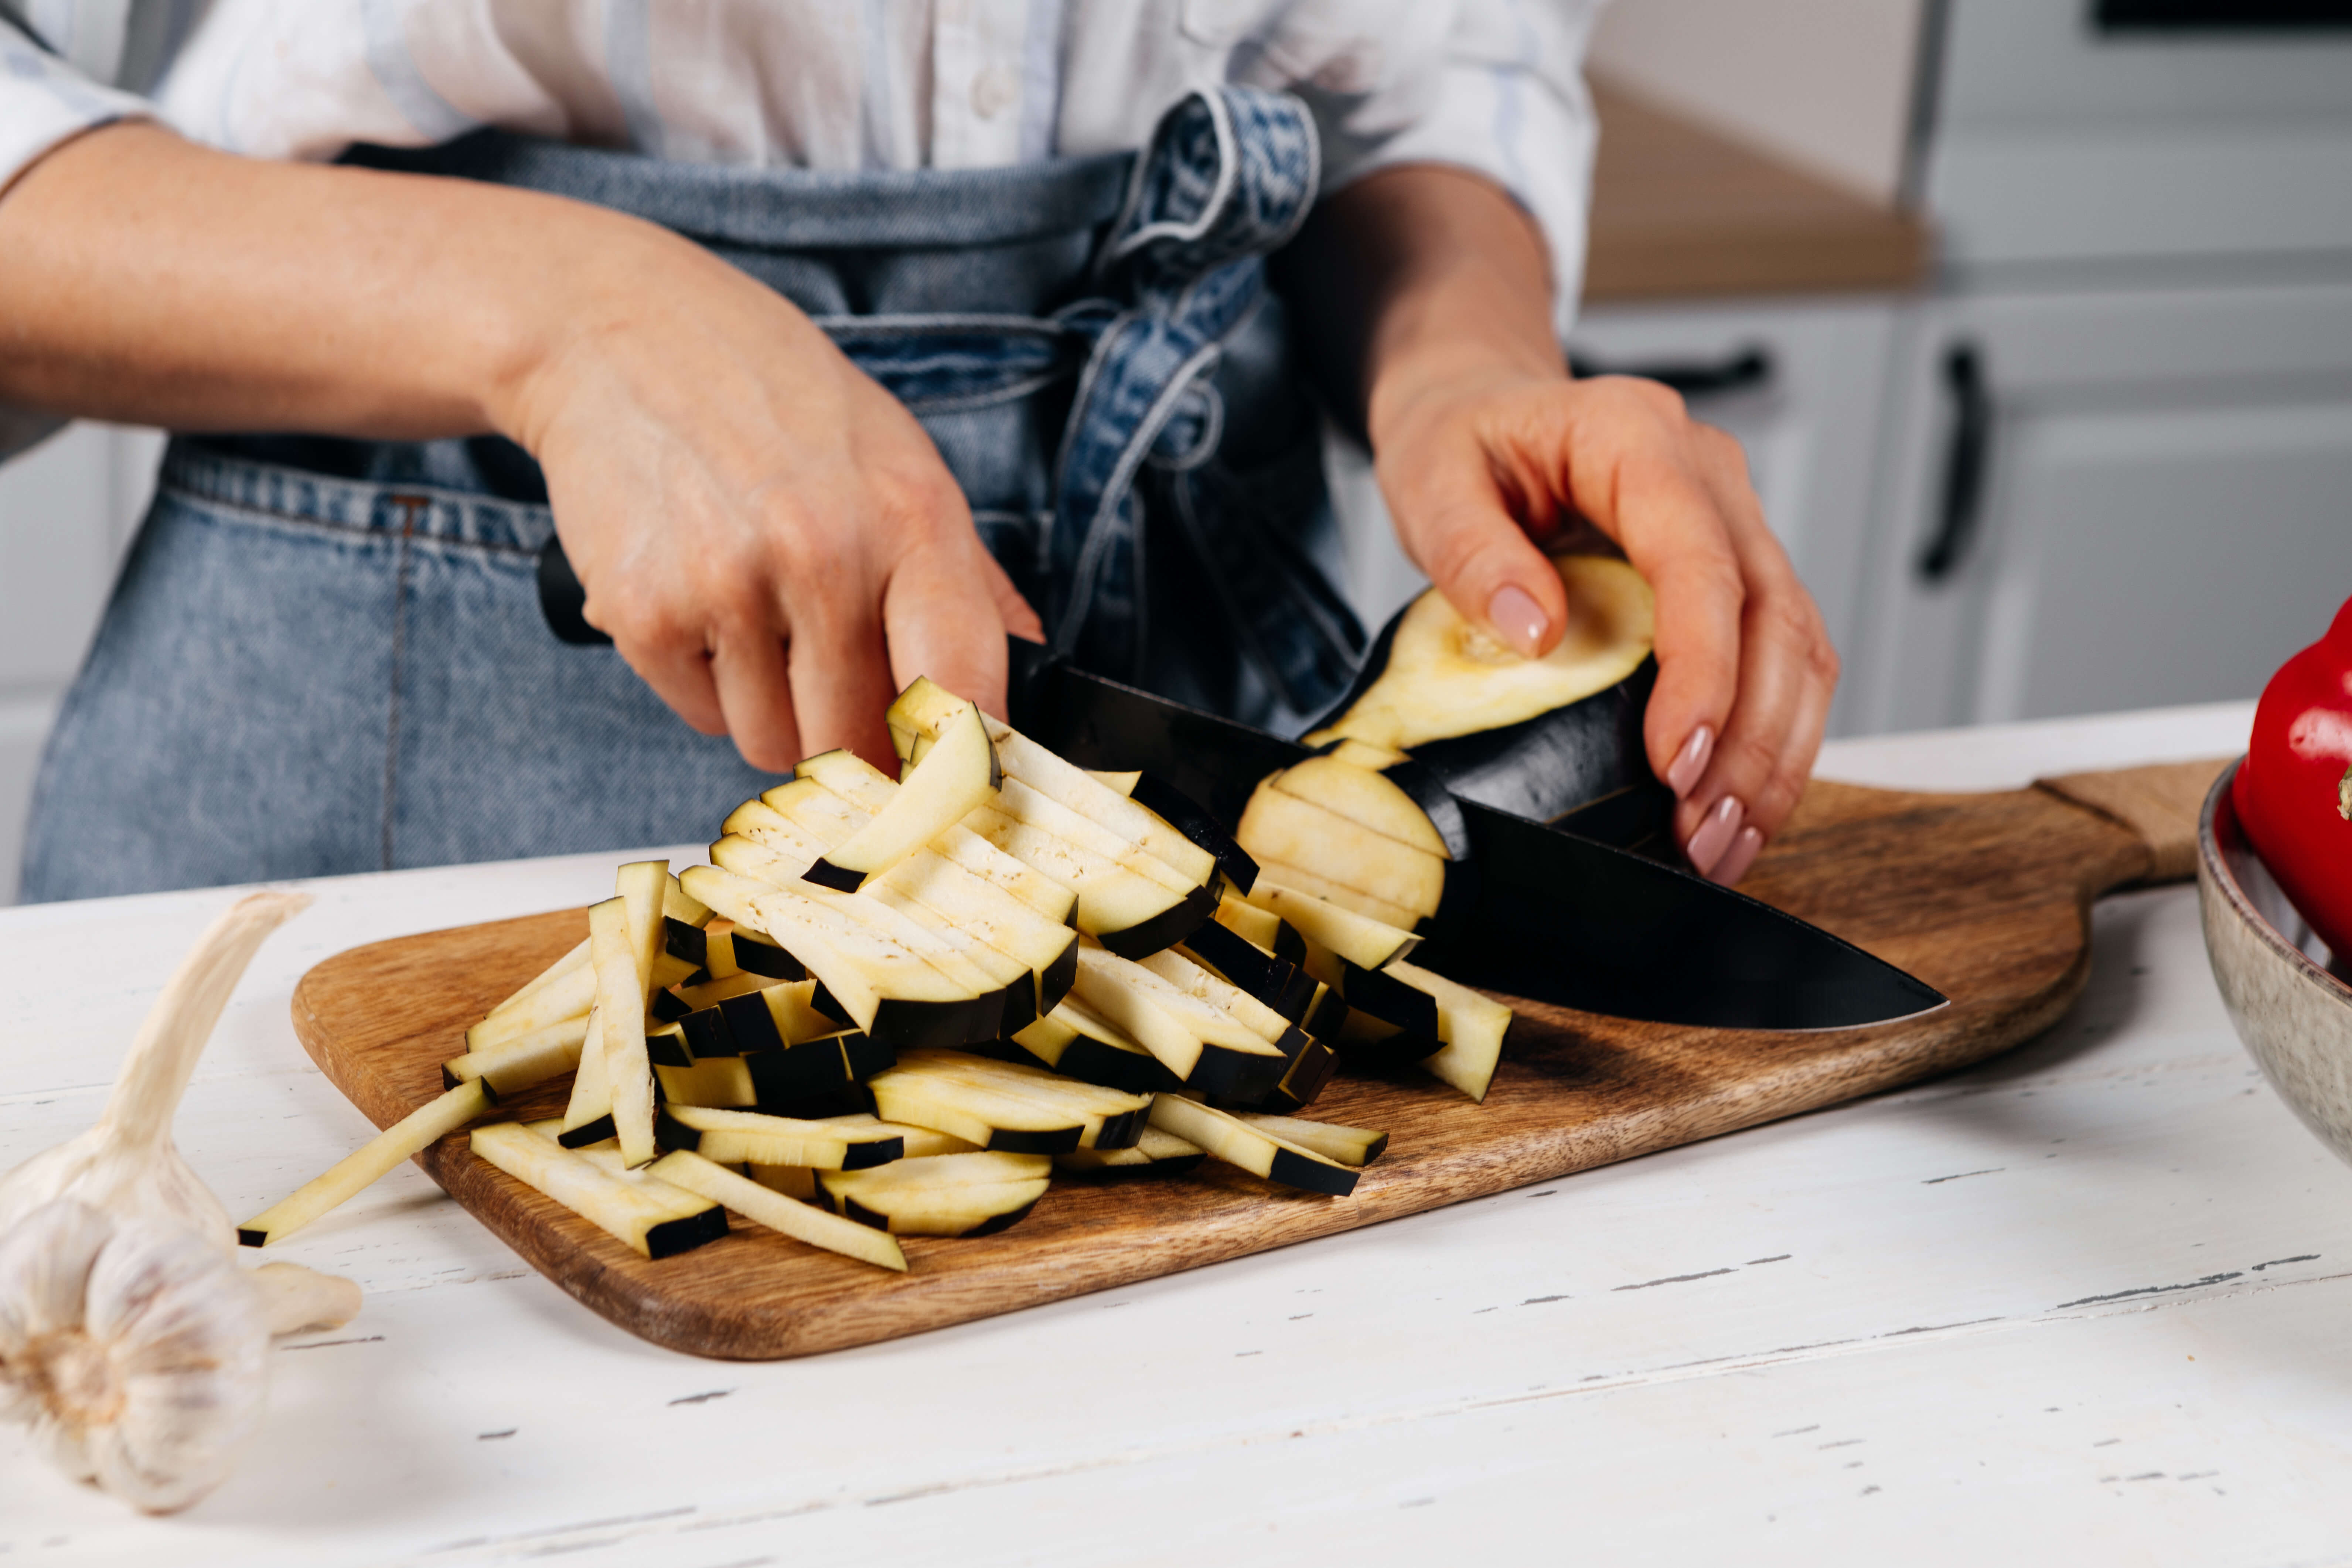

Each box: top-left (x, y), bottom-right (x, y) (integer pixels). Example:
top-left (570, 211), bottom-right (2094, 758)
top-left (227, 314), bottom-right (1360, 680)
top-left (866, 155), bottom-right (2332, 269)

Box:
top-left (1046, 86), bottom-right (1322, 660)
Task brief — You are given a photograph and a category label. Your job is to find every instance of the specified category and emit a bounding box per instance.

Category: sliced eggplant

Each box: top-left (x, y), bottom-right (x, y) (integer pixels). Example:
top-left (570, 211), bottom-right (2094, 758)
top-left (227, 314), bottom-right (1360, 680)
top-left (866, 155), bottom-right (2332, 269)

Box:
top-left (1386, 959), bottom-right (1514, 1103)
top-left (1244, 879), bottom-right (1419, 972)
top-left (660, 915), bottom-right (709, 975)
top-left (593, 889), bottom-right (659, 1168)
top-left (1146, 1095), bottom-right (1360, 1197)
top-left (1251, 1034), bottom-right (1339, 1114)
top-left (1212, 893), bottom-right (1307, 965)
top-left (818, 1151), bottom-right (1052, 1237)
top-left (238, 1080), bottom-right (492, 1247)
top-left (748, 1163), bottom-right (819, 1201)
top-left (792, 757), bottom-right (1083, 930)
top-left (1010, 997), bottom-right (1182, 1094)
top-left (465, 959), bottom-right (595, 1051)
top-left (1087, 768), bottom-right (1143, 794)
top-left (810, 1112), bottom-right (981, 1159)
top-left (1128, 773), bottom-right (1257, 895)
top-left (961, 802), bottom-right (1209, 957)
top-left (1305, 555), bottom-right (1664, 829)
top-left (1137, 947), bottom-right (1309, 1060)
top-left (1069, 945), bottom-right (1286, 1101)
top-left (1176, 921), bottom-right (1317, 1023)
top-left (1270, 755), bottom-right (1446, 858)
top-left (672, 969), bottom-right (791, 1016)
top-left (664, 870), bottom-right (715, 930)
top-left (1305, 554), bottom-right (1653, 752)
top-left (759, 768), bottom-right (1080, 1006)
top-left (1233, 1114), bottom-right (1387, 1167)
top-left (800, 698), bottom-right (1001, 892)
top-left (654, 1053), bottom-right (758, 1109)
top-left (1328, 1007), bottom-right (1446, 1068)
top-left (655, 1104), bottom-right (904, 1169)
top-left (694, 920), bottom-right (801, 982)
top-left (473, 1121), bottom-right (727, 1260)
top-left (744, 1032), bottom-right (878, 1109)
top-left (1296, 948), bottom-right (1442, 1039)
top-left (1056, 1126), bottom-right (1207, 1180)
top-left (715, 833), bottom-right (1031, 1036)
top-left (481, 937), bottom-right (588, 1025)
top-left (682, 865), bottom-right (1005, 1051)
top-left (867, 1048), bottom-right (1151, 1152)
top-left (645, 1149), bottom-right (907, 1272)
top-left (1261, 851), bottom-right (1421, 940)
top-left (443, 1013), bottom-right (589, 1097)
top-left (890, 674), bottom-right (1217, 887)
top-left (646, 1020), bottom-right (694, 1069)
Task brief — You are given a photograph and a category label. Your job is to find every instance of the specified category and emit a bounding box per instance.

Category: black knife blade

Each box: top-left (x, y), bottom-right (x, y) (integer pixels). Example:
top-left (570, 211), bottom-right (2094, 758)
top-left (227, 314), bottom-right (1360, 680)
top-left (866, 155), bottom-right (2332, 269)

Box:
top-left (1008, 648), bottom-right (1946, 1031)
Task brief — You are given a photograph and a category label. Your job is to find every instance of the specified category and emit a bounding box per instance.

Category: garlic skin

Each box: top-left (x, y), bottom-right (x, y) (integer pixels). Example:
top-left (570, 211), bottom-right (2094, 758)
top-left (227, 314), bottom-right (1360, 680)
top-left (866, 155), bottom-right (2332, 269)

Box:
top-left (0, 891), bottom-right (312, 1247)
top-left (0, 1201), bottom-right (270, 1515)
top-left (0, 889), bottom-right (365, 1513)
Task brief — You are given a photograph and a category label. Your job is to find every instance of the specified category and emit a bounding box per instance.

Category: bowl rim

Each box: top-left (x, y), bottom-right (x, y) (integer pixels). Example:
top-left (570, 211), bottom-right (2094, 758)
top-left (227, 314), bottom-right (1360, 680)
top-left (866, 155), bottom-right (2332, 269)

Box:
top-left (2200, 755), bottom-right (2352, 1006)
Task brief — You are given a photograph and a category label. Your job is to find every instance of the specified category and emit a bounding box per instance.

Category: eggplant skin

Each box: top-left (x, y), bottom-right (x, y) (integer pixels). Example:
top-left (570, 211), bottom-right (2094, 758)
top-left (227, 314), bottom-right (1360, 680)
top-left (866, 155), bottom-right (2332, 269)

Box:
top-left (1410, 657), bottom-right (1667, 838)
top-left (1305, 578), bottom-right (1669, 842)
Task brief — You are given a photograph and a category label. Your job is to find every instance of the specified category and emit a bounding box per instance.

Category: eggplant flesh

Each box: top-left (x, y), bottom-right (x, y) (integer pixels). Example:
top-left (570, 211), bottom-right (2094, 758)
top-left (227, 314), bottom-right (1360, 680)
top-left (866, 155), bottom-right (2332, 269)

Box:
top-left (1304, 556), bottom-right (1670, 840)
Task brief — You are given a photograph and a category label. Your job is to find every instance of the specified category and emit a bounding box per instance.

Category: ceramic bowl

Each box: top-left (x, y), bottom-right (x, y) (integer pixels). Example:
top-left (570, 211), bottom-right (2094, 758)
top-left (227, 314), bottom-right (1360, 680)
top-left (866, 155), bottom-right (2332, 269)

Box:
top-left (2200, 758), bottom-right (2352, 1167)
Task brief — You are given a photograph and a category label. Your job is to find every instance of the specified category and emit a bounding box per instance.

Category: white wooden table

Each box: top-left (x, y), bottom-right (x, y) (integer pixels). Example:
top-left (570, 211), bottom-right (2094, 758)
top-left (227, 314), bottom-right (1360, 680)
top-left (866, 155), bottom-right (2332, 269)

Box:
top-left (11, 699), bottom-right (2349, 1567)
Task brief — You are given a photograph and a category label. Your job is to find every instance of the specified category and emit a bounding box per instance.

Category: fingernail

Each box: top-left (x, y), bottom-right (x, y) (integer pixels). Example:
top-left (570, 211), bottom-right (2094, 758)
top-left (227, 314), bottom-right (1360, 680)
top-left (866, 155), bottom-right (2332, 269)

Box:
top-left (1487, 584), bottom-right (1548, 659)
top-left (1684, 795), bottom-right (1745, 875)
top-left (1709, 825), bottom-right (1765, 886)
top-left (1666, 725), bottom-right (1714, 797)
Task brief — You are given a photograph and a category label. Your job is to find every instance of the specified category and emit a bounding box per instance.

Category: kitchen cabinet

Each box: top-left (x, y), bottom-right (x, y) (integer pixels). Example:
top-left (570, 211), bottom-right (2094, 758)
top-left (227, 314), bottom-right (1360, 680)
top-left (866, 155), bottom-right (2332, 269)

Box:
top-left (1845, 282), bottom-right (2352, 737)
top-left (0, 422), bottom-right (162, 903)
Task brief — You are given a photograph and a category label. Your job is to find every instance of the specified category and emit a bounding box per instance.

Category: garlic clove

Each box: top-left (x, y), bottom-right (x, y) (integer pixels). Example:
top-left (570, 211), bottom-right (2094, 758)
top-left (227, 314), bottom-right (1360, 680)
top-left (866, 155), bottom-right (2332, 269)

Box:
top-left (249, 1262), bottom-right (364, 1337)
top-left (0, 1200), bottom-right (271, 1514)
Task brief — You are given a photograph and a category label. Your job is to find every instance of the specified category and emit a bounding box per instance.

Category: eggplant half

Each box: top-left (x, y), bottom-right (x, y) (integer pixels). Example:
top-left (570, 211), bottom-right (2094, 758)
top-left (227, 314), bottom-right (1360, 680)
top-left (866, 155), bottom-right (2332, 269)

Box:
top-left (1304, 554), bottom-right (1672, 841)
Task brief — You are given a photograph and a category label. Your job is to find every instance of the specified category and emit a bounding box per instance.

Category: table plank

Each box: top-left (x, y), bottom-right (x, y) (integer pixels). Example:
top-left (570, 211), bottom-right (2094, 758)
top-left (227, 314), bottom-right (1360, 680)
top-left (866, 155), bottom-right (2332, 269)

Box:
top-left (10, 703), bottom-right (2325, 1567)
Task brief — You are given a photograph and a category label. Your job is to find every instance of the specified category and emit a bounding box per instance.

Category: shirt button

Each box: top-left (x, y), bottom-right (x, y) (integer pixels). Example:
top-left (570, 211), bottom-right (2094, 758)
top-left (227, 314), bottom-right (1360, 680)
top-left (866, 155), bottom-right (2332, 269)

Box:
top-left (971, 63), bottom-right (1018, 120)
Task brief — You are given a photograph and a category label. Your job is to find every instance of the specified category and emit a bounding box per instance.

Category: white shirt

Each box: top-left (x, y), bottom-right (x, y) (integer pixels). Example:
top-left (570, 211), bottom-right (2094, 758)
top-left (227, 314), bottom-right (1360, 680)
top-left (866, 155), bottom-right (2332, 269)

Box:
top-left (0, 1), bottom-right (1600, 440)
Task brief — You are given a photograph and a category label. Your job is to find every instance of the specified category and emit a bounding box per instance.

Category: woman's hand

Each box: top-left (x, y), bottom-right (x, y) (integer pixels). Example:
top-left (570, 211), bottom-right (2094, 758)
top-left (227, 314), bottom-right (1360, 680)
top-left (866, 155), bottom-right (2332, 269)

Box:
top-left (503, 245), bottom-right (1041, 772)
top-left (1279, 165), bottom-right (1837, 883)
top-left (0, 122), bottom-right (1038, 774)
top-left (1370, 362), bottom-right (1835, 885)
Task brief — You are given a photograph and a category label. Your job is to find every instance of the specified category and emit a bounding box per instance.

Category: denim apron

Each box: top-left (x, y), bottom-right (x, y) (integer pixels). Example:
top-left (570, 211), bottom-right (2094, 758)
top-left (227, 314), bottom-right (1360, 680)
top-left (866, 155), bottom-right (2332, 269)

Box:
top-left (18, 86), bottom-right (1363, 902)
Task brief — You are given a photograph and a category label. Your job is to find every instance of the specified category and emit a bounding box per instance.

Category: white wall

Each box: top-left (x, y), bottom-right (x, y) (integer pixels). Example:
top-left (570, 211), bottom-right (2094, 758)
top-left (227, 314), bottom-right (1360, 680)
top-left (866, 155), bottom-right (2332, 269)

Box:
top-left (1587, 0), bottom-right (1929, 207)
top-left (0, 422), bottom-right (166, 903)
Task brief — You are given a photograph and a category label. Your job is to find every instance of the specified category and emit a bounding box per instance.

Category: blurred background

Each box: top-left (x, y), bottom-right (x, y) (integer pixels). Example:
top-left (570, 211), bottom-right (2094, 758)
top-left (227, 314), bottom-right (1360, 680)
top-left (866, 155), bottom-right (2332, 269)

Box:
top-left (4, 0), bottom-right (2350, 901)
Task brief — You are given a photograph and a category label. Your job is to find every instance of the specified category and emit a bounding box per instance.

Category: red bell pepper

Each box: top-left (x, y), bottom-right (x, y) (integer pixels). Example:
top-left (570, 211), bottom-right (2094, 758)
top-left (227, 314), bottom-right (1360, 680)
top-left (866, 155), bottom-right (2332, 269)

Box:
top-left (2234, 593), bottom-right (2352, 958)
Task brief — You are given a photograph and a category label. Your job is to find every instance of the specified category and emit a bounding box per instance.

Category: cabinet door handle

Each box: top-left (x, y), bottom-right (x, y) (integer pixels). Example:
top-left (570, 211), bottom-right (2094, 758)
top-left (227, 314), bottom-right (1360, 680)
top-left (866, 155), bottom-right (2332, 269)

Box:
top-left (1918, 342), bottom-right (1992, 584)
top-left (1567, 346), bottom-right (1773, 400)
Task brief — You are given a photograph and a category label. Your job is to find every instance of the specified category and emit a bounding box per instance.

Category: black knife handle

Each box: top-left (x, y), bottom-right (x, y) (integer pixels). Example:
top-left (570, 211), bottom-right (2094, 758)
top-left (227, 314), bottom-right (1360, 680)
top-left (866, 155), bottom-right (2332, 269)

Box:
top-left (537, 535), bottom-right (613, 646)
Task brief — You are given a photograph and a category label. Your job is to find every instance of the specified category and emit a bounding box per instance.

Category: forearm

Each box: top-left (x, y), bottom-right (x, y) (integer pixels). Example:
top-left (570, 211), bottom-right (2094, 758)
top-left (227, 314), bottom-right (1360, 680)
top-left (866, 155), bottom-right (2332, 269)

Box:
top-left (1277, 163), bottom-right (1565, 449)
top-left (0, 122), bottom-right (691, 441)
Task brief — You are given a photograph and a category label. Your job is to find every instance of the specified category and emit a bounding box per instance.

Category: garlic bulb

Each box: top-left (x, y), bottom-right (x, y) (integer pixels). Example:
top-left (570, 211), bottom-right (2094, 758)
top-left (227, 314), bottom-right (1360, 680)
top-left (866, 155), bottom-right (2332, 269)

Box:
top-left (0, 891), bottom-right (311, 1245)
top-left (0, 1201), bottom-right (270, 1514)
top-left (0, 889), bottom-right (364, 1512)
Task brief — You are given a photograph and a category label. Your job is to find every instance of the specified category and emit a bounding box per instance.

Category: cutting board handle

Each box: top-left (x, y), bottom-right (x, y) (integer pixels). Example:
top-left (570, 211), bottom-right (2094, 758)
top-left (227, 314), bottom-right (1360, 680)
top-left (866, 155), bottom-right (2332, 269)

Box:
top-left (2034, 756), bottom-right (2233, 885)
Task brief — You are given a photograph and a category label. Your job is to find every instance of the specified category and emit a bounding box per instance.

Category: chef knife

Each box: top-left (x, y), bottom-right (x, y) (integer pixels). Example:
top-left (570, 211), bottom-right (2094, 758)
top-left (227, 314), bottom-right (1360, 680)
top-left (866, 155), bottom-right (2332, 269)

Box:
top-left (1009, 647), bottom-right (1946, 1032)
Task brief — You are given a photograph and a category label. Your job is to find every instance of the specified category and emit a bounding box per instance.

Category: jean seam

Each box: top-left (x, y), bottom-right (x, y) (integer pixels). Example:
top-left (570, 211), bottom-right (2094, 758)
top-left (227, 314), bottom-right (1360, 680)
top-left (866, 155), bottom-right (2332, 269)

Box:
top-left (382, 495), bottom-right (424, 872)
top-left (159, 474), bottom-right (544, 559)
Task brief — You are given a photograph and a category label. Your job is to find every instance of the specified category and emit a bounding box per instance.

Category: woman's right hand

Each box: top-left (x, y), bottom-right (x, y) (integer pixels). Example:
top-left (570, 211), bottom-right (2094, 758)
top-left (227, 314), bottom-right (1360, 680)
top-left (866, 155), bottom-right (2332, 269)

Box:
top-left (501, 232), bottom-right (1041, 774)
top-left (0, 122), bottom-right (1037, 775)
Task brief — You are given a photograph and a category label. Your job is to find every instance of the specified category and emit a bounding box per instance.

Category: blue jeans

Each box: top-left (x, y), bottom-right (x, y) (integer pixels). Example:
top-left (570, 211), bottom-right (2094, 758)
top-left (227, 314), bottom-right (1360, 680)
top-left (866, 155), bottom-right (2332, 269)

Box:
top-left (19, 86), bottom-right (1361, 901)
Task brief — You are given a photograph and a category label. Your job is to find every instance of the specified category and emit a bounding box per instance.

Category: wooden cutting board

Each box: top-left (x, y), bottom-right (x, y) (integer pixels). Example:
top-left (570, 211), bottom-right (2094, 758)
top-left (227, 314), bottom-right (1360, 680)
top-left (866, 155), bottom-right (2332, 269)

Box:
top-left (289, 759), bottom-right (2225, 1361)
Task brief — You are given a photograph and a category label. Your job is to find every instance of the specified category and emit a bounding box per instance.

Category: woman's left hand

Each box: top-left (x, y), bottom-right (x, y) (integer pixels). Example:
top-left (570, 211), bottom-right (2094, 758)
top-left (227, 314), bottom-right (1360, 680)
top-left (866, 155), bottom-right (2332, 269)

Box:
top-left (1372, 362), bottom-right (1838, 886)
top-left (1281, 164), bottom-right (1838, 885)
